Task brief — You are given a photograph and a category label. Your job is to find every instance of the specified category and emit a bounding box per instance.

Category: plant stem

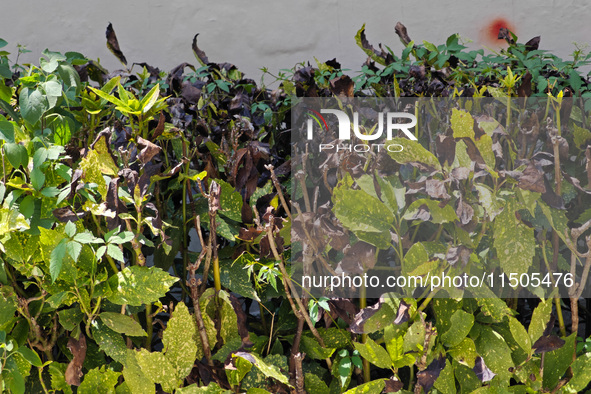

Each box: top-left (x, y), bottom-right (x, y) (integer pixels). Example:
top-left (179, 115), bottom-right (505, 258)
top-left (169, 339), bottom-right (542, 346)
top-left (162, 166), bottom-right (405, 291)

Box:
top-left (360, 285), bottom-right (370, 383)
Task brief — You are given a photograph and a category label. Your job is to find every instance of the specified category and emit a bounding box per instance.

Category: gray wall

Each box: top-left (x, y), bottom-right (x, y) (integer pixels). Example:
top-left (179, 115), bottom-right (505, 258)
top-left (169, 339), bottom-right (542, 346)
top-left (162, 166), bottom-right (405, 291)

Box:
top-left (2, 1), bottom-right (589, 81)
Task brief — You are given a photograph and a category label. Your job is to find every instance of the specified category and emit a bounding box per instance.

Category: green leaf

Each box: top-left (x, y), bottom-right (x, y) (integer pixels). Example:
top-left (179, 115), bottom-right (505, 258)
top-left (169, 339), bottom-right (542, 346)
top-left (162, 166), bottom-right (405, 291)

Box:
top-left (508, 317), bottom-right (531, 355)
top-left (354, 337), bottom-right (391, 369)
top-left (107, 266), bottom-right (178, 306)
top-left (493, 199), bottom-right (535, 277)
top-left (49, 238), bottom-right (67, 282)
top-left (332, 185), bottom-right (393, 249)
top-left (441, 310), bottom-right (474, 347)
top-left (300, 335), bottom-right (335, 360)
top-left (49, 363), bottom-right (73, 394)
top-left (0, 84), bottom-right (11, 104)
top-left (543, 333), bottom-right (575, 389)
top-left (58, 308), bottom-right (84, 331)
top-left (305, 373), bottom-right (330, 394)
top-left (385, 138), bottom-right (441, 170)
top-left (92, 320), bottom-right (128, 364)
top-left (16, 346), bottom-right (42, 367)
top-left (66, 241), bottom-right (82, 262)
top-left (30, 167), bottom-right (45, 190)
top-left (343, 379), bottom-right (386, 394)
top-left (19, 87), bottom-right (48, 125)
top-left (221, 254), bottom-right (260, 301)
top-left (78, 366), bottom-right (120, 394)
top-left (99, 312), bottom-right (147, 337)
top-left (4, 142), bottom-right (28, 169)
top-left (106, 243), bottom-right (125, 262)
top-left (135, 349), bottom-right (179, 393)
top-left (0, 120), bottom-right (15, 142)
top-left (162, 302), bottom-right (200, 380)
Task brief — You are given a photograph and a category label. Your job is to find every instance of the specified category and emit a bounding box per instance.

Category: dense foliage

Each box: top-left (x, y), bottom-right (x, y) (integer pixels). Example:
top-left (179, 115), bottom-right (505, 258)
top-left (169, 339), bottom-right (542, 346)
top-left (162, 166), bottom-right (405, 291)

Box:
top-left (0, 22), bottom-right (591, 394)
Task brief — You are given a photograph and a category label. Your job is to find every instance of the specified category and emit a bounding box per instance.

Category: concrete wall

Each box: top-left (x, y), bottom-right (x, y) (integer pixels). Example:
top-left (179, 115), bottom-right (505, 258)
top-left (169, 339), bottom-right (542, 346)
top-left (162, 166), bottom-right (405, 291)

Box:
top-left (1, 1), bottom-right (589, 82)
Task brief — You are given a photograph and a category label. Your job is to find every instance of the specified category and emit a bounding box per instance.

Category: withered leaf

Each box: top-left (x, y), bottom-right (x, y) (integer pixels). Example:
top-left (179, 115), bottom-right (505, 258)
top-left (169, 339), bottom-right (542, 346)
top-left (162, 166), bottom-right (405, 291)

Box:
top-left (473, 356), bottom-right (496, 382)
top-left (53, 207), bottom-right (87, 223)
top-left (137, 137), bottom-right (161, 164)
top-left (65, 334), bottom-right (87, 386)
top-left (393, 300), bottom-right (411, 325)
top-left (408, 204), bottom-right (432, 221)
top-left (152, 112), bottom-right (165, 140)
top-left (329, 75), bottom-right (354, 98)
top-left (518, 162), bottom-right (545, 193)
top-left (230, 294), bottom-right (252, 347)
top-left (341, 242), bottom-right (377, 274)
top-left (192, 34), bottom-right (210, 65)
top-left (349, 297), bottom-right (401, 334)
top-left (417, 356), bottom-right (445, 393)
top-left (425, 179), bottom-right (450, 200)
top-left (541, 176), bottom-right (565, 209)
top-left (517, 71), bottom-right (533, 98)
top-left (446, 245), bottom-right (472, 266)
top-left (394, 22), bottom-right (412, 46)
top-left (357, 25), bottom-right (394, 65)
top-left (532, 334), bottom-right (565, 353)
top-left (435, 134), bottom-right (456, 167)
top-left (456, 199), bottom-right (474, 225)
top-left (384, 376), bottom-right (404, 392)
top-left (105, 23), bottom-right (127, 65)
top-left (498, 27), bottom-right (516, 44)
top-left (525, 36), bottom-right (541, 51)
top-left (237, 227), bottom-right (262, 242)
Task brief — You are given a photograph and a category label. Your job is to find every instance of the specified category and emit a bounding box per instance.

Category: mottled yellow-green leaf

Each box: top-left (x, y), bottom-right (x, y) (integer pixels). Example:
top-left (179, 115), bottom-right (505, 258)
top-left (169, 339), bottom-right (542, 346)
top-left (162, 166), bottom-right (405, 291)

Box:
top-left (79, 149), bottom-right (107, 198)
top-left (448, 338), bottom-right (478, 368)
top-left (452, 108), bottom-right (475, 139)
top-left (543, 333), bottom-right (575, 389)
top-left (92, 321), bottom-right (127, 364)
top-left (107, 266), bottom-right (178, 306)
top-left (354, 337), bottom-right (391, 369)
top-left (78, 366), bottom-right (120, 394)
top-left (434, 360), bottom-right (456, 394)
top-left (0, 205), bottom-right (29, 237)
top-left (162, 302), bottom-right (200, 380)
top-left (122, 350), bottom-right (155, 394)
top-left (385, 138), bottom-right (441, 170)
top-left (343, 379), bottom-right (386, 394)
top-left (332, 185), bottom-right (393, 249)
top-left (99, 312), bottom-right (147, 337)
top-left (475, 326), bottom-right (513, 383)
top-left (135, 348), bottom-right (178, 393)
top-left (441, 310), bottom-right (474, 347)
top-left (493, 199), bottom-right (535, 277)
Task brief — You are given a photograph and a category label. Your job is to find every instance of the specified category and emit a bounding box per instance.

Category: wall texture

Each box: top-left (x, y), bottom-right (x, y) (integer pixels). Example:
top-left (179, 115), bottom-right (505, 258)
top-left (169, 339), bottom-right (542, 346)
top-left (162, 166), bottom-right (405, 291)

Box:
top-left (1, 1), bottom-right (589, 81)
